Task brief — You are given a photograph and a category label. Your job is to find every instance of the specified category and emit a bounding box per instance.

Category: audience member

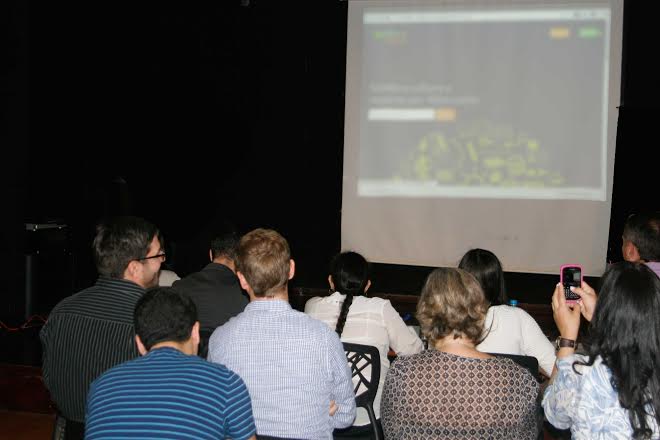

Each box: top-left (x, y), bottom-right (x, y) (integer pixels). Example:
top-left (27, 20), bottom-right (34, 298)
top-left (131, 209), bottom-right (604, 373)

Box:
top-left (458, 248), bottom-right (556, 376)
top-left (173, 230), bottom-right (248, 356)
top-left (40, 216), bottom-right (164, 433)
top-left (543, 261), bottom-right (660, 439)
top-left (208, 228), bottom-right (356, 439)
top-left (85, 287), bottom-right (256, 440)
top-left (621, 211), bottom-right (660, 278)
top-left (381, 268), bottom-right (540, 439)
top-left (305, 251), bottom-right (423, 429)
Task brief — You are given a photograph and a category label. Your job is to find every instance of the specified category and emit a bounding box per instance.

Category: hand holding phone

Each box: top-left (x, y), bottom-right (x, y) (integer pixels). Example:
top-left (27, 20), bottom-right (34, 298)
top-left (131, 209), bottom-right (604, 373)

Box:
top-left (560, 264), bottom-right (582, 304)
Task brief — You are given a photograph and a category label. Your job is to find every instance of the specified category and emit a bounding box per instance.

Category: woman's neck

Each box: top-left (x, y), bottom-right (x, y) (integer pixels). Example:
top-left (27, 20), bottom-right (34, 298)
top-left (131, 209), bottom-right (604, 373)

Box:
top-left (434, 334), bottom-right (492, 359)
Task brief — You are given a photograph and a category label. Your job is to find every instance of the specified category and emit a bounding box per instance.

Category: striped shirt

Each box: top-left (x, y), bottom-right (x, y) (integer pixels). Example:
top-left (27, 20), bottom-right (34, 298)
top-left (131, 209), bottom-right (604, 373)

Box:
top-left (40, 277), bottom-right (144, 422)
top-left (208, 299), bottom-right (356, 440)
top-left (85, 347), bottom-right (256, 440)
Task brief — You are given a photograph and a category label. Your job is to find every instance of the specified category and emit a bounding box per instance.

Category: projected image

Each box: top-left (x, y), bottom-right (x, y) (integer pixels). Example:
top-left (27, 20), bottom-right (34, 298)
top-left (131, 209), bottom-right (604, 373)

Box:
top-left (357, 7), bottom-right (610, 200)
top-left (397, 121), bottom-right (563, 188)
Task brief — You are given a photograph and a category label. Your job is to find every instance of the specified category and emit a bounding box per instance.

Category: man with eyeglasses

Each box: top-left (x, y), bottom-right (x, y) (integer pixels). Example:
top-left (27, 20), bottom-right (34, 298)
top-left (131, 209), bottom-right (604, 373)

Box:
top-left (40, 216), bottom-right (164, 439)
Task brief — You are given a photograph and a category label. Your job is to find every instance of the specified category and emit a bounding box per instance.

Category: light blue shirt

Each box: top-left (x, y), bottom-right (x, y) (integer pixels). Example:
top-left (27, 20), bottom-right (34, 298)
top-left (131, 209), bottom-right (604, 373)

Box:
top-left (543, 354), bottom-right (659, 439)
top-left (208, 299), bottom-right (356, 439)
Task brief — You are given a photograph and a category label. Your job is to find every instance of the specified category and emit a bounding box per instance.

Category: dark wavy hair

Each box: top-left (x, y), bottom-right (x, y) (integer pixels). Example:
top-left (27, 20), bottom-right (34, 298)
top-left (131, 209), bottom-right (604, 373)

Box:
top-left (576, 261), bottom-right (660, 439)
top-left (458, 248), bottom-right (508, 306)
top-left (330, 252), bottom-right (370, 336)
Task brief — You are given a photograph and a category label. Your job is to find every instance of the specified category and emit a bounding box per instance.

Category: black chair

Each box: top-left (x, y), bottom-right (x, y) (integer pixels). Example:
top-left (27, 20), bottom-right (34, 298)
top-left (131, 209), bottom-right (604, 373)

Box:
top-left (334, 342), bottom-right (382, 440)
top-left (489, 352), bottom-right (541, 382)
top-left (51, 411), bottom-right (84, 440)
top-left (489, 353), bottom-right (545, 440)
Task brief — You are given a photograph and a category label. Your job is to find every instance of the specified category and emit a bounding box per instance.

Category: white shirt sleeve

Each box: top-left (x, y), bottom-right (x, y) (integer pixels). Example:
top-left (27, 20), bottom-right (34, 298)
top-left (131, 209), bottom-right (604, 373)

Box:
top-left (382, 300), bottom-right (424, 355)
top-left (517, 308), bottom-right (556, 377)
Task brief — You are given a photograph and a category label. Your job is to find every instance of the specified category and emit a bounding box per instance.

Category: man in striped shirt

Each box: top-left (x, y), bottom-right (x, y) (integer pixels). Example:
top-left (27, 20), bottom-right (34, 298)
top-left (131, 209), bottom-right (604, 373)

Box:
top-left (40, 216), bottom-right (164, 434)
top-left (85, 287), bottom-right (256, 440)
top-left (208, 229), bottom-right (356, 440)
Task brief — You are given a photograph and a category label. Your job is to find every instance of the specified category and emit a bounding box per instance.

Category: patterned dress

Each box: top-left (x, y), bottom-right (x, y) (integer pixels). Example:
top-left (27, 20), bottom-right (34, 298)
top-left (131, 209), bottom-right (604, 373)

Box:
top-left (381, 350), bottom-right (540, 439)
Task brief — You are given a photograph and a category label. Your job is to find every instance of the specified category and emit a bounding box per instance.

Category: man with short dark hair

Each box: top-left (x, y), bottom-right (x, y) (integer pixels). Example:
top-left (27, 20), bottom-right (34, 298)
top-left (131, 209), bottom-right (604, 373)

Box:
top-left (85, 288), bottom-right (256, 440)
top-left (621, 211), bottom-right (660, 277)
top-left (40, 216), bottom-right (164, 432)
top-left (208, 228), bottom-right (356, 439)
top-left (173, 230), bottom-right (248, 356)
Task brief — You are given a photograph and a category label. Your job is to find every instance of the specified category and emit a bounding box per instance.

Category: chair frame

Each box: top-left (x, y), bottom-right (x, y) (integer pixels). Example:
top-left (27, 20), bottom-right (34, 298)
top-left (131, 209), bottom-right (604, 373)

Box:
top-left (340, 342), bottom-right (382, 440)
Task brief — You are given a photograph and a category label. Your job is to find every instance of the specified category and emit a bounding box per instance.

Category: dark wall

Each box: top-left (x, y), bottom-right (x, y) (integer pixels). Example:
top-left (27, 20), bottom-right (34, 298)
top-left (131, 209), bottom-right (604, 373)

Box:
top-left (3, 1), bottom-right (659, 320)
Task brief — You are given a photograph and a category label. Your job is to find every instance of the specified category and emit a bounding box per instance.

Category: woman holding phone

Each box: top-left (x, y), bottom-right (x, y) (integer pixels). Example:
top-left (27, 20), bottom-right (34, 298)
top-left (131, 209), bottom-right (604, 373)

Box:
top-left (543, 261), bottom-right (660, 439)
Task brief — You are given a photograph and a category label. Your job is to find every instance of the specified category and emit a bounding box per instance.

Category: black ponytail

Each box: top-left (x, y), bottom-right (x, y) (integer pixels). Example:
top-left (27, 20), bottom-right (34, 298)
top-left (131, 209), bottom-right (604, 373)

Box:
top-left (331, 252), bottom-right (370, 336)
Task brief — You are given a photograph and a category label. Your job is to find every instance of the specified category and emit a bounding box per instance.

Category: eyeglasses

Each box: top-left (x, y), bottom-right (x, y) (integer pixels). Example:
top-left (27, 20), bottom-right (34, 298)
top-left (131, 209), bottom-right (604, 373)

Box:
top-left (136, 252), bottom-right (166, 262)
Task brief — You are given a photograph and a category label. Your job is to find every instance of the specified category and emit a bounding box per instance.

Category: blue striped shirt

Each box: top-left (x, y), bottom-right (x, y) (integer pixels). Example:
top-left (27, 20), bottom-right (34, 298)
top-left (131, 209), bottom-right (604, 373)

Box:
top-left (85, 347), bottom-right (256, 440)
top-left (208, 299), bottom-right (356, 439)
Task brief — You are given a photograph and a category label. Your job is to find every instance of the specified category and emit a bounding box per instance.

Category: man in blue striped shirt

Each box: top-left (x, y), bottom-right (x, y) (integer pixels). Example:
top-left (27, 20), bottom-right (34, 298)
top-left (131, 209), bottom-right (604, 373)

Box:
top-left (85, 287), bottom-right (257, 440)
top-left (208, 229), bottom-right (356, 439)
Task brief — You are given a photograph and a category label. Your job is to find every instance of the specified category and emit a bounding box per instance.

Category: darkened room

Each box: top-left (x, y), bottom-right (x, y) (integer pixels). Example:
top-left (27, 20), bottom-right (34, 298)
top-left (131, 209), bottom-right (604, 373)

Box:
top-left (1, 1), bottom-right (659, 438)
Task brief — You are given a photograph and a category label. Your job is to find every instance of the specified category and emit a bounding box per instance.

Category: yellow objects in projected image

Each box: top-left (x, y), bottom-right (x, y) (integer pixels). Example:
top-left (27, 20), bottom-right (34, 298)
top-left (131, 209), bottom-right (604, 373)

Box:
top-left (549, 27), bottom-right (571, 39)
top-left (435, 108), bottom-right (456, 122)
top-left (398, 121), bottom-right (565, 188)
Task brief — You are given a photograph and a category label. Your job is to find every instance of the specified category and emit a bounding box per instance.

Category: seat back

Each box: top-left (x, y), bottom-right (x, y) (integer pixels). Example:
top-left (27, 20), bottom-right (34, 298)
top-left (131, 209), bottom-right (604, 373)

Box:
top-left (343, 342), bottom-right (380, 408)
top-left (341, 342), bottom-right (382, 440)
top-left (489, 352), bottom-right (540, 381)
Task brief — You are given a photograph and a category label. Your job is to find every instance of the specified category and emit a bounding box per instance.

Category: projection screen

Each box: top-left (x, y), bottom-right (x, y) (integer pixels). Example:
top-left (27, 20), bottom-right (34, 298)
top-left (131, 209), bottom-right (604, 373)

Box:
top-left (341, 0), bottom-right (624, 276)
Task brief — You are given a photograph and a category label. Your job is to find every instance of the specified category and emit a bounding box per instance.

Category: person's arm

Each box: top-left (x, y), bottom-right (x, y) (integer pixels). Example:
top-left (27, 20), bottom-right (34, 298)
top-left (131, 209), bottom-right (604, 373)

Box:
top-left (517, 309), bottom-right (557, 377)
top-left (327, 331), bottom-right (357, 429)
top-left (382, 300), bottom-right (424, 355)
top-left (542, 283), bottom-right (582, 430)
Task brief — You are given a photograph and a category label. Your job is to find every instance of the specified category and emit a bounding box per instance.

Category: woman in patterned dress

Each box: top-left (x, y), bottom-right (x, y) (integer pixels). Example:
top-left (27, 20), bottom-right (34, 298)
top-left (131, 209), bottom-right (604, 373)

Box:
top-left (381, 267), bottom-right (540, 439)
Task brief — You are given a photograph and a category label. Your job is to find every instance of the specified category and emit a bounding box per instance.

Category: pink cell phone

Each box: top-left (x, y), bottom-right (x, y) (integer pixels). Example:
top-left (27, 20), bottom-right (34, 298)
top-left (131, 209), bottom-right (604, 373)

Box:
top-left (560, 264), bottom-right (582, 303)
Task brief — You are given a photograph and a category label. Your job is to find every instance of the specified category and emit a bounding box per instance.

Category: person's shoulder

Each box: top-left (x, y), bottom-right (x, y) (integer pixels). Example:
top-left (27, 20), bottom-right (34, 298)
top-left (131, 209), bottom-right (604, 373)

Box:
top-left (304, 295), bottom-right (324, 308)
top-left (47, 284), bottom-right (97, 315)
top-left (491, 304), bottom-right (531, 322)
top-left (355, 295), bottom-right (389, 307)
top-left (90, 356), bottom-right (140, 388)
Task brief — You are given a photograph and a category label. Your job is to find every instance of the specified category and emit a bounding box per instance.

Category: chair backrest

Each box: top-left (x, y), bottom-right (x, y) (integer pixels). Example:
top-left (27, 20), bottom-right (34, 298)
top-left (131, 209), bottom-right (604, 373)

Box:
top-left (489, 352), bottom-right (540, 381)
top-left (342, 342), bottom-right (381, 408)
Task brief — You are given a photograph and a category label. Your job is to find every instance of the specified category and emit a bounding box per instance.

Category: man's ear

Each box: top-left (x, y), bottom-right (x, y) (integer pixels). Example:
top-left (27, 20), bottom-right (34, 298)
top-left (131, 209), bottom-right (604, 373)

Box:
top-left (328, 275), bottom-right (335, 291)
top-left (124, 260), bottom-right (142, 284)
top-left (237, 271), bottom-right (250, 291)
top-left (623, 240), bottom-right (641, 262)
top-left (209, 249), bottom-right (214, 262)
top-left (365, 279), bottom-right (372, 293)
top-left (191, 321), bottom-right (200, 355)
top-left (135, 335), bottom-right (148, 356)
top-left (288, 259), bottom-right (295, 280)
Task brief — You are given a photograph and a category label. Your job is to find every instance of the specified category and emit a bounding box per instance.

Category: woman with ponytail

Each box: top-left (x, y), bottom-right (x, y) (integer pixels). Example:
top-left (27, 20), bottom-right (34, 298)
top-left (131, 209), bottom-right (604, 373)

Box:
top-left (305, 251), bottom-right (423, 428)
